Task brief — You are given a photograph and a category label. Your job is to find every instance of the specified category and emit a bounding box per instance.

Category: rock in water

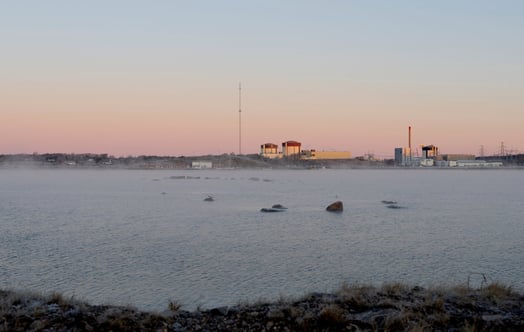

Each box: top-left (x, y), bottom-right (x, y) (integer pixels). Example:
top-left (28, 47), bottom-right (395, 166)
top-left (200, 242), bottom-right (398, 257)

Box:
top-left (381, 200), bottom-right (397, 205)
top-left (271, 204), bottom-right (287, 210)
top-left (326, 201), bottom-right (343, 212)
top-left (260, 208), bottom-right (285, 212)
top-left (386, 204), bottom-right (405, 209)
top-left (204, 195), bottom-right (214, 202)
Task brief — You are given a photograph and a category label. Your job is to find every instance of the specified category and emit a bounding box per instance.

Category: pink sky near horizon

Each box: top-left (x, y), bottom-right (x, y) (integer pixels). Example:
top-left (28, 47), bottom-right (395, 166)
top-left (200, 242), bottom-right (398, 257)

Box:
top-left (3, 86), bottom-right (521, 158)
top-left (1, 1), bottom-right (523, 158)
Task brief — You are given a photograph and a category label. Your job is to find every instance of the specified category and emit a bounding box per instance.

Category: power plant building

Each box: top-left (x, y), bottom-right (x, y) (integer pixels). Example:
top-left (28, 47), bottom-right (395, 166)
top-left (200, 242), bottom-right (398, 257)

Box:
top-left (260, 140), bottom-right (351, 160)
top-left (395, 126), bottom-right (414, 166)
top-left (422, 145), bottom-right (438, 159)
top-left (394, 147), bottom-right (412, 166)
top-left (282, 140), bottom-right (301, 158)
top-left (394, 126), bottom-right (501, 167)
top-left (260, 143), bottom-right (279, 159)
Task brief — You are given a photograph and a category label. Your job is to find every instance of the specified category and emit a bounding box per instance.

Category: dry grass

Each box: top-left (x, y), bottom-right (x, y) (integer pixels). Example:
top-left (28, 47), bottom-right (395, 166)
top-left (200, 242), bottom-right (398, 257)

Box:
top-left (318, 304), bottom-right (347, 329)
top-left (450, 283), bottom-right (470, 294)
top-left (382, 282), bottom-right (410, 297)
top-left (1, 282), bottom-right (522, 331)
top-left (384, 310), bottom-right (417, 331)
top-left (168, 299), bottom-right (182, 312)
top-left (481, 281), bottom-right (514, 299)
top-left (336, 282), bottom-right (376, 310)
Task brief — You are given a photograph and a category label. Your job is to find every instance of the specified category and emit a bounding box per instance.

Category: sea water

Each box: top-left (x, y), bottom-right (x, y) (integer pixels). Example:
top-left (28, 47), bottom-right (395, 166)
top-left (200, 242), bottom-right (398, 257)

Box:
top-left (1, 168), bottom-right (523, 311)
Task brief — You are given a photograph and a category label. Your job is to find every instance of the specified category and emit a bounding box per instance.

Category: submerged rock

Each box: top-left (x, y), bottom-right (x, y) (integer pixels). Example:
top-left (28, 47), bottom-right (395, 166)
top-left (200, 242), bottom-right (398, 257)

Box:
top-left (386, 204), bottom-right (405, 209)
top-left (381, 200), bottom-right (397, 205)
top-left (260, 208), bottom-right (285, 212)
top-left (261, 204), bottom-right (288, 212)
top-left (326, 201), bottom-right (343, 212)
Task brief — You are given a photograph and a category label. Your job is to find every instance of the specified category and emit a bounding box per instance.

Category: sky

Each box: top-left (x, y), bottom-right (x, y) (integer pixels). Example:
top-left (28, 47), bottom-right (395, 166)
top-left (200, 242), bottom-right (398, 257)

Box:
top-left (1, 1), bottom-right (523, 158)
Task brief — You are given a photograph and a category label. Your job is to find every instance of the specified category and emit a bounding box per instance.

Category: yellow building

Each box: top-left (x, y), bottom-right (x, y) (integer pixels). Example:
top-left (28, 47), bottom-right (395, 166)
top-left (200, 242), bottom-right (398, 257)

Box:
top-left (301, 150), bottom-right (351, 160)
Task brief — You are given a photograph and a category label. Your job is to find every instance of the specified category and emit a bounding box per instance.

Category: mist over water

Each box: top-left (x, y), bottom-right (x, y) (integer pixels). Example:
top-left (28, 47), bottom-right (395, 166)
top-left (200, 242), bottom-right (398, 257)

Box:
top-left (1, 169), bottom-right (523, 311)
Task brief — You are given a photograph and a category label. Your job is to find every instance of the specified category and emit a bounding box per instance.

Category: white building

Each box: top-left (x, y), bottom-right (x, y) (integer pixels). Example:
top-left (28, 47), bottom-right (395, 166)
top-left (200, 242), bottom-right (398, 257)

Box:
top-left (192, 161), bottom-right (212, 169)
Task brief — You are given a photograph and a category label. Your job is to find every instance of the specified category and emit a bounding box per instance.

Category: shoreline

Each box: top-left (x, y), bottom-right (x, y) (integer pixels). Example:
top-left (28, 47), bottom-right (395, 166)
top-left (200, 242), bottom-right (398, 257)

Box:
top-left (2, 283), bottom-right (522, 331)
top-left (2, 153), bottom-right (523, 170)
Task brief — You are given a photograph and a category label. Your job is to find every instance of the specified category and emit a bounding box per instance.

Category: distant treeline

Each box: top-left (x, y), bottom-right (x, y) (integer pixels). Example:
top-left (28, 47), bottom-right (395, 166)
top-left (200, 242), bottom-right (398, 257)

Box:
top-left (2, 152), bottom-right (522, 169)
top-left (0, 153), bottom-right (190, 168)
top-left (0, 153), bottom-right (278, 169)
top-left (0, 153), bottom-right (392, 169)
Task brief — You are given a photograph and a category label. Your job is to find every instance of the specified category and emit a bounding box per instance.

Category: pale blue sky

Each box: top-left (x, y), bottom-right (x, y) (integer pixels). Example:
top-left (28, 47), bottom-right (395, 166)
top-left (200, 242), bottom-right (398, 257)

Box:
top-left (1, 1), bottom-right (523, 156)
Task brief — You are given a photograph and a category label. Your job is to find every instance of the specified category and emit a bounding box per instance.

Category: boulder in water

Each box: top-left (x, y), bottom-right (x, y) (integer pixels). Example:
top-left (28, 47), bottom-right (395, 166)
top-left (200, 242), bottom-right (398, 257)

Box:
top-left (326, 201), bottom-right (343, 212)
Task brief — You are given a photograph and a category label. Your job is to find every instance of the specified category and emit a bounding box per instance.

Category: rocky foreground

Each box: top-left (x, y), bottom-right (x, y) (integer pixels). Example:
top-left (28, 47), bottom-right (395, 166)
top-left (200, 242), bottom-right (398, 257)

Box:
top-left (1, 283), bottom-right (523, 331)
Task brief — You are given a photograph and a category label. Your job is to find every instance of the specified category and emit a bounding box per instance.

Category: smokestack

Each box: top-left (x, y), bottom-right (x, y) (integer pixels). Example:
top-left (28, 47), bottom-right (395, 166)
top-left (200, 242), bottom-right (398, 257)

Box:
top-left (408, 126), bottom-right (412, 150)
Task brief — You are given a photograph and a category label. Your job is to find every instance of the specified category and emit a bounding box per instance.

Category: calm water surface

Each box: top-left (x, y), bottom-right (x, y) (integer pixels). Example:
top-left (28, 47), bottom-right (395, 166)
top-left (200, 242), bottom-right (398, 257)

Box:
top-left (1, 168), bottom-right (523, 311)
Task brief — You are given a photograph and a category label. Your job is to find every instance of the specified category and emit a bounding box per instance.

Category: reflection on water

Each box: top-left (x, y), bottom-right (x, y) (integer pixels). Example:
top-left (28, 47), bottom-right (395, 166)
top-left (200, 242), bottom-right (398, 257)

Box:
top-left (1, 169), bottom-right (523, 310)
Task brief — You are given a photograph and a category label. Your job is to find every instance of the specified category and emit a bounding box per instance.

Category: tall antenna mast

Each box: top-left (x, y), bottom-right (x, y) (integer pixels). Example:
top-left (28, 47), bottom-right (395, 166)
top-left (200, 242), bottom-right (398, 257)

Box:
top-left (238, 82), bottom-right (242, 155)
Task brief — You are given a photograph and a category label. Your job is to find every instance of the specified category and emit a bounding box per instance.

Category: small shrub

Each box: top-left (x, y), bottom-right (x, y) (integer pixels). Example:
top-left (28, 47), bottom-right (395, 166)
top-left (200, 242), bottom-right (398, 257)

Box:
top-left (450, 284), bottom-right (470, 297)
top-left (49, 292), bottom-right (66, 306)
top-left (168, 300), bottom-right (182, 312)
top-left (337, 283), bottom-right (375, 310)
top-left (461, 320), bottom-right (478, 332)
top-left (423, 295), bottom-right (445, 313)
top-left (318, 304), bottom-right (346, 329)
top-left (287, 305), bottom-right (304, 319)
top-left (277, 293), bottom-right (291, 305)
top-left (481, 282), bottom-right (514, 300)
top-left (384, 311), bottom-right (416, 331)
top-left (406, 324), bottom-right (432, 332)
top-left (427, 312), bottom-right (450, 328)
top-left (382, 282), bottom-right (409, 296)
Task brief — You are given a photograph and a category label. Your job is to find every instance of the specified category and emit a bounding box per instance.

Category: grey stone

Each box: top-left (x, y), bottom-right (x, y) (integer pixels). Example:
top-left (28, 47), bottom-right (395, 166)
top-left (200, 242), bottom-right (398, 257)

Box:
top-left (209, 306), bottom-right (229, 316)
top-left (326, 201), bottom-right (343, 212)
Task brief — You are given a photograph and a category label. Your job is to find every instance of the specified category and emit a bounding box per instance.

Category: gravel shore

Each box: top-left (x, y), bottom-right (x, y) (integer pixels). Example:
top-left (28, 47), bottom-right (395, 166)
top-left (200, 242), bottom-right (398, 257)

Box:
top-left (1, 283), bottom-right (523, 331)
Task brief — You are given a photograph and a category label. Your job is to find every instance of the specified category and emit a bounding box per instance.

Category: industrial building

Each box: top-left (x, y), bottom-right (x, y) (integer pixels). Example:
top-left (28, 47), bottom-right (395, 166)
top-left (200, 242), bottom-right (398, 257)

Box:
top-left (301, 150), bottom-right (351, 160)
top-left (260, 140), bottom-right (302, 159)
top-left (282, 140), bottom-right (301, 158)
top-left (191, 161), bottom-right (212, 169)
top-left (435, 160), bottom-right (503, 168)
top-left (394, 147), bottom-right (412, 166)
top-left (395, 126), bottom-right (503, 168)
top-left (260, 143), bottom-right (279, 159)
top-left (395, 126), bottom-right (414, 166)
top-left (260, 140), bottom-right (351, 160)
top-left (422, 145), bottom-right (438, 159)
top-left (439, 154), bottom-right (475, 161)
